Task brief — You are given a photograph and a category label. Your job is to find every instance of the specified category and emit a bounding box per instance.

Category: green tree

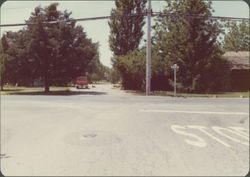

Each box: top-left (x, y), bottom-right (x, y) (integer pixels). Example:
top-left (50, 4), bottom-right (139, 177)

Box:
top-left (6, 3), bottom-right (99, 92)
top-left (0, 38), bottom-right (6, 90)
top-left (0, 35), bottom-right (10, 90)
top-left (114, 50), bottom-right (145, 90)
top-left (109, 0), bottom-right (146, 56)
top-left (2, 3), bottom-right (99, 92)
top-left (223, 21), bottom-right (250, 51)
top-left (109, 68), bottom-right (120, 84)
top-left (0, 42), bottom-right (3, 90)
top-left (88, 62), bottom-right (107, 83)
top-left (3, 30), bottom-right (34, 86)
top-left (154, 0), bottom-right (229, 92)
top-left (108, 0), bottom-right (146, 89)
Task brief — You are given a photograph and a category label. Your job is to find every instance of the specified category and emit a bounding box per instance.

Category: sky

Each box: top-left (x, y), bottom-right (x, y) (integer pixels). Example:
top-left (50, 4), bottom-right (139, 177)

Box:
top-left (0, 0), bottom-right (249, 67)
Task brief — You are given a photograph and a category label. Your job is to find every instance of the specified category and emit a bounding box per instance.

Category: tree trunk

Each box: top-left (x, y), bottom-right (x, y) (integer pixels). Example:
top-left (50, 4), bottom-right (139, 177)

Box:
top-left (0, 73), bottom-right (4, 91)
top-left (45, 84), bottom-right (49, 93)
top-left (0, 83), bottom-right (3, 91)
top-left (44, 74), bottom-right (50, 93)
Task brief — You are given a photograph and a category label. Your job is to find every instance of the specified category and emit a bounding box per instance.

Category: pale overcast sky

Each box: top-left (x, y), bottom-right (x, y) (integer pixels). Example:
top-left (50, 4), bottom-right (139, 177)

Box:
top-left (0, 0), bottom-right (249, 67)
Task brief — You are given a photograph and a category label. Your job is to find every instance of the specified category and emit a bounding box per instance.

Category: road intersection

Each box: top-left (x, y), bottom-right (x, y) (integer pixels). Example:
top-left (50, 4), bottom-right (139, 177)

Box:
top-left (1, 84), bottom-right (249, 176)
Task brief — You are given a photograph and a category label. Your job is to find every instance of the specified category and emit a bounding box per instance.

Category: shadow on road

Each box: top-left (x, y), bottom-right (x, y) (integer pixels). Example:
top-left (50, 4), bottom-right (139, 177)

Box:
top-left (5, 90), bottom-right (107, 96)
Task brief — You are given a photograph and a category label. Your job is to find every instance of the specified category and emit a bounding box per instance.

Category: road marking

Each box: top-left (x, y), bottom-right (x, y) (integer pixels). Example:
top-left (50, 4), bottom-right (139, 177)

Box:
top-left (171, 125), bottom-right (207, 147)
top-left (139, 109), bottom-right (249, 115)
top-left (171, 124), bottom-right (249, 147)
top-left (187, 125), bottom-right (230, 147)
top-left (228, 127), bottom-right (249, 139)
top-left (212, 126), bottom-right (249, 146)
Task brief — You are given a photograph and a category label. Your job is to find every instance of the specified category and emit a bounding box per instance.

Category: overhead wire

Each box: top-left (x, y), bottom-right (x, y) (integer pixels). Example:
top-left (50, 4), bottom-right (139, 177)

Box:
top-left (0, 11), bottom-right (249, 27)
top-left (153, 12), bottom-right (249, 21)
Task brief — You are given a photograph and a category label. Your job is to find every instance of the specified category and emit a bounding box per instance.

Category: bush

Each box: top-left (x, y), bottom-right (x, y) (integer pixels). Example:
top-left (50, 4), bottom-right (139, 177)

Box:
top-left (113, 50), bottom-right (145, 90)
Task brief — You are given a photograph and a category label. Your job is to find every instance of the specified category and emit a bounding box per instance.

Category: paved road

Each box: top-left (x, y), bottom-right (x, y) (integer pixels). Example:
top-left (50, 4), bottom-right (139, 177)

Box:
top-left (1, 84), bottom-right (249, 176)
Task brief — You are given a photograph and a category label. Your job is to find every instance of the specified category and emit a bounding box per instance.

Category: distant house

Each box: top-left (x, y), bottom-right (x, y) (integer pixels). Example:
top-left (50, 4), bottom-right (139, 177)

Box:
top-left (223, 51), bottom-right (250, 91)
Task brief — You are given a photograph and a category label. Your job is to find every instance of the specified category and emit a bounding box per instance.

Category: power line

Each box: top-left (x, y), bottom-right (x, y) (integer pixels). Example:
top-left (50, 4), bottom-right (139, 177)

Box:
top-left (0, 12), bottom-right (249, 28)
top-left (0, 17), bottom-right (112, 27)
top-left (0, 12), bottom-right (147, 27)
top-left (153, 12), bottom-right (249, 21)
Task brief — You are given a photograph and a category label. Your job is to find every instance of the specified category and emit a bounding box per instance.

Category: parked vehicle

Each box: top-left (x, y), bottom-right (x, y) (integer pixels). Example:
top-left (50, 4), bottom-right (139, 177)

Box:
top-left (75, 76), bottom-right (88, 89)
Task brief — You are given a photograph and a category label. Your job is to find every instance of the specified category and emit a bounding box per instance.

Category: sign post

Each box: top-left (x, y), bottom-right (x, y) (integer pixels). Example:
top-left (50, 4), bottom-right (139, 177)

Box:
top-left (171, 64), bottom-right (179, 97)
top-left (146, 0), bottom-right (151, 96)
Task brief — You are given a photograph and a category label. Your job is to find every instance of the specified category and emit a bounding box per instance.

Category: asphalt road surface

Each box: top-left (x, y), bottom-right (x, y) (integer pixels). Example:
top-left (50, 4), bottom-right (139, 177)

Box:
top-left (1, 84), bottom-right (249, 176)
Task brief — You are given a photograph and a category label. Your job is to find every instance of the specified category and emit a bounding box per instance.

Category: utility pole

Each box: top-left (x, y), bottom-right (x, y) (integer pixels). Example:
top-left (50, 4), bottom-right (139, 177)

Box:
top-left (171, 64), bottom-right (179, 97)
top-left (146, 0), bottom-right (152, 96)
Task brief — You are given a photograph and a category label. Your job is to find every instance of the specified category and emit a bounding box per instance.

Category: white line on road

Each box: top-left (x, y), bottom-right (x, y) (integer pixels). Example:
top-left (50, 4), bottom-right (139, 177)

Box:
top-left (171, 124), bottom-right (249, 147)
top-left (139, 109), bottom-right (249, 115)
top-left (187, 125), bottom-right (231, 147)
top-left (171, 125), bottom-right (207, 147)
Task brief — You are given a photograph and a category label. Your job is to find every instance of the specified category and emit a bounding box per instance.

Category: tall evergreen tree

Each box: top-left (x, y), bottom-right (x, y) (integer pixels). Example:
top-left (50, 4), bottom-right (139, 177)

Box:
top-left (154, 0), bottom-right (229, 92)
top-left (108, 0), bottom-right (147, 89)
top-left (109, 0), bottom-right (146, 56)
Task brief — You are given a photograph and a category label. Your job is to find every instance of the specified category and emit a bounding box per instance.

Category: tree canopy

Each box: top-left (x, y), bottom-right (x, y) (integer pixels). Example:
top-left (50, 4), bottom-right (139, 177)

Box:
top-left (109, 0), bottom-right (146, 56)
top-left (108, 0), bottom-right (147, 89)
top-left (1, 3), bottom-right (100, 92)
top-left (114, 49), bottom-right (145, 89)
top-left (153, 0), bottom-right (230, 92)
top-left (0, 37), bottom-right (7, 90)
top-left (223, 21), bottom-right (249, 52)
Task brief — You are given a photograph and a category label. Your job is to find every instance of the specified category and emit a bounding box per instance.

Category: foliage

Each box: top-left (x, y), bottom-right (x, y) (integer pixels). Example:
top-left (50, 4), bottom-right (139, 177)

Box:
top-left (108, 68), bottom-right (121, 84)
top-left (3, 30), bottom-right (33, 86)
top-left (88, 61), bottom-right (111, 83)
top-left (2, 3), bottom-right (99, 92)
top-left (0, 35), bottom-right (12, 90)
top-left (108, 0), bottom-right (147, 89)
top-left (223, 21), bottom-right (250, 51)
top-left (153, 0), bottom-right (230, 92)
top-left (0, 39), bottom-right (5, 90)
top-left (108, 0), bottom-right (146, 56)
top-left (114, 50), bottom-right (145, 90)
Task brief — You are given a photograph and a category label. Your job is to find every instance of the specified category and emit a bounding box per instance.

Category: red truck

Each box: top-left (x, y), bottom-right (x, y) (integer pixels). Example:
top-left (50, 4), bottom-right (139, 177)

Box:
top-left (75, 76), bottom-right (88, 89)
